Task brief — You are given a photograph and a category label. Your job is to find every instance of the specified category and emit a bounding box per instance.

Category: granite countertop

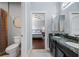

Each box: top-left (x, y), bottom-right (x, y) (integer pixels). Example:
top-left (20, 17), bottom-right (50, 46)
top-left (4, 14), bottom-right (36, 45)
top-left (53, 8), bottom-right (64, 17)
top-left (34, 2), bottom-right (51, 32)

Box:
top-left (51, 36), bottom-right (79, 55)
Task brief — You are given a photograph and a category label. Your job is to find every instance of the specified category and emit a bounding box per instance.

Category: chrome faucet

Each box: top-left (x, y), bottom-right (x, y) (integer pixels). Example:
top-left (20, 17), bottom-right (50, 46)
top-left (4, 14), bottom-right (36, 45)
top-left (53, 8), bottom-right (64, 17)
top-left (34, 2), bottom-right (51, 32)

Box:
top-left (75, 34), bottom-right (79, 37)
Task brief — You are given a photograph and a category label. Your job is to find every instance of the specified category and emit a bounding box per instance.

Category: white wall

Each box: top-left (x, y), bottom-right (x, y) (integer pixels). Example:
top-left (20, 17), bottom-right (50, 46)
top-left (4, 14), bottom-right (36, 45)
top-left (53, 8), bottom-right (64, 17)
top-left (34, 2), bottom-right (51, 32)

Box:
top-left (8, 2), bottom-right (21, 45)
top-left (21, 2), bottom-right (32, 57)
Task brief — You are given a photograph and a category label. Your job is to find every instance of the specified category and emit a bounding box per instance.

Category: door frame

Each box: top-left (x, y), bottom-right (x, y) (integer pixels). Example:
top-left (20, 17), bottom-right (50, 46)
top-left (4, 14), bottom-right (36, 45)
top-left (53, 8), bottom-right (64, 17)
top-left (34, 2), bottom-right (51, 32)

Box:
top-left (31, 11), bottom-right (48, 49)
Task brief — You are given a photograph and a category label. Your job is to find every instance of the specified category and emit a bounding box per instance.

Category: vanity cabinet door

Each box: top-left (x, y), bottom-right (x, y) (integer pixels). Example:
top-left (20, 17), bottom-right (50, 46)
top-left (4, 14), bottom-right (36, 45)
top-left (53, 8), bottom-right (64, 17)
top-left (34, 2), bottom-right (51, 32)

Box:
top-left (52, 40), bottom-right (56, 57)
top-left (55, 47), bottom-right (64, 57)
top-left (49, 35), bottom-right (55, 56)
top-left (49, 40), bottom-right (55, 56)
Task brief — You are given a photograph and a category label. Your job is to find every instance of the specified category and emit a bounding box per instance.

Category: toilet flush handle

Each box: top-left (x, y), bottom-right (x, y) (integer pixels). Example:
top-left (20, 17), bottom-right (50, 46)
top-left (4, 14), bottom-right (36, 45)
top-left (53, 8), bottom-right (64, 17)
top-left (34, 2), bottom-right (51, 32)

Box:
top-left (21, 35), bottom-right (23, 37)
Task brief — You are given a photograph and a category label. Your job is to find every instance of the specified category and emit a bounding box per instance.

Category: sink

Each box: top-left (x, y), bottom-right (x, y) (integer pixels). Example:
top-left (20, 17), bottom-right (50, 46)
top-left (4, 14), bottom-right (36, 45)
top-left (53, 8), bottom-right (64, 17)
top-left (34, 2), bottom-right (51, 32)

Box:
top-left (65, 42), bottom-right (79, 49)
top-left (53, 36), bottom-right (61, 39)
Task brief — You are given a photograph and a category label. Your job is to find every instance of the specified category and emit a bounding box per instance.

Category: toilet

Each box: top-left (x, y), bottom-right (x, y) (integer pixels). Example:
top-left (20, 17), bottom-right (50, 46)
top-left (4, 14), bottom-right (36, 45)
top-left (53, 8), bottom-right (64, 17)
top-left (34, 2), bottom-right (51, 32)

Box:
top-left (5, 36), bottom-right (21, 57)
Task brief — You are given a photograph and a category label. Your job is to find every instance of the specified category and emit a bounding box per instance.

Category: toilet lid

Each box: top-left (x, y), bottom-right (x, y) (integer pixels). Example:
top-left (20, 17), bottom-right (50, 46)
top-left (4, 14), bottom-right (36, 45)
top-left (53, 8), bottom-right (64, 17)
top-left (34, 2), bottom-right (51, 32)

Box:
top-left (6, 44), bottom-right (18, 51)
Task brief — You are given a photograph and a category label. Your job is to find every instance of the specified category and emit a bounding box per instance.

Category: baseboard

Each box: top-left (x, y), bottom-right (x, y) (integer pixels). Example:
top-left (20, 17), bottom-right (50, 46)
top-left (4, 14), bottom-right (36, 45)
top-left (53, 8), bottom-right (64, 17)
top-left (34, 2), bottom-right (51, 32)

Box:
top-left (45, 47), bottom-right (50, 51)
top-left (27, 48), bottom-right (32, 57)
top-left (21, 48), bottom-right (32, 57)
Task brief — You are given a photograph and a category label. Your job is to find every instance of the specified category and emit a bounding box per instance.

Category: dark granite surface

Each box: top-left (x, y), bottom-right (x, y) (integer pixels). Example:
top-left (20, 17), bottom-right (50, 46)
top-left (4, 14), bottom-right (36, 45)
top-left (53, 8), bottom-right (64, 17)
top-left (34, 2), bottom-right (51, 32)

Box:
top-left (51, 36), bottom-right (79, 56)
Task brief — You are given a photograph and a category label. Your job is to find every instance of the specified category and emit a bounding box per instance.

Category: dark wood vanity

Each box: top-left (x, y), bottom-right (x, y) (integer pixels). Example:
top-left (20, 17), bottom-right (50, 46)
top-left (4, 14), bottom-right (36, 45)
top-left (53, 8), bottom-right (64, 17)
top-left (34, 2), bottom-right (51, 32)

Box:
top-left (49, 33), bottom-right (78, 57)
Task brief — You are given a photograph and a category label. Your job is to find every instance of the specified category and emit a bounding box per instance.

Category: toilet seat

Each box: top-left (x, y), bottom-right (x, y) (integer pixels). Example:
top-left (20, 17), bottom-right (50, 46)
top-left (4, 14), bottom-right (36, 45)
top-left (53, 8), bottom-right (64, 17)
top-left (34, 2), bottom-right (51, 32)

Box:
top-left (5, 36), bottom-right (21, 57)
top-left (6, 44), bottom-right (18, 51)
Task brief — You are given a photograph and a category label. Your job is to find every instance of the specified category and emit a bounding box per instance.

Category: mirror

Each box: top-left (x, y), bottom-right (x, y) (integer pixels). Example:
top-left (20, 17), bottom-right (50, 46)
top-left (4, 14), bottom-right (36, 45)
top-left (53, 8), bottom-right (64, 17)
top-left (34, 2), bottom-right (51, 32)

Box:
top-left (52, 15), bottom-right (59, 33)
top-left (52, 15), bottom-right (65, 33)
top-left (59, 15), bottom-right (65, 32)
top-left (13, 17), bottom-right (23, 28)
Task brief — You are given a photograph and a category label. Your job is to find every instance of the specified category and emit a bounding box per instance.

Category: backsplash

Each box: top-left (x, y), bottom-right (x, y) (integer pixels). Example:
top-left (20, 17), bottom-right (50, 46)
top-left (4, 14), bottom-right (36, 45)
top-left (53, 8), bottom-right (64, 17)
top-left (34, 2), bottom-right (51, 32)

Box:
top-left (54, 33), bottom-right (79, 41)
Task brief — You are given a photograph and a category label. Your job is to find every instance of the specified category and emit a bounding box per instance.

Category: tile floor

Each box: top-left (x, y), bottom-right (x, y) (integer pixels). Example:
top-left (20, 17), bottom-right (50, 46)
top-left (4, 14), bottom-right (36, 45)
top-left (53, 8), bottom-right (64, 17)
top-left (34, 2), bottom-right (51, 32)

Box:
top-left (0, 51), bottom-right (21, 57)
top-left (1, 49), bottom-right (52, 57)
top-left (29, 49), bottom-right (52, 57)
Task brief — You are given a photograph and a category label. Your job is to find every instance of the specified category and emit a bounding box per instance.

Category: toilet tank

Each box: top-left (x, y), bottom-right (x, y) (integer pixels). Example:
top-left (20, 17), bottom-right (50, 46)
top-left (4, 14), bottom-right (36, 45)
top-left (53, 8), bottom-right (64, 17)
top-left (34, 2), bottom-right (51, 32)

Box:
top-left (13, 36), bottom-right (21, 44)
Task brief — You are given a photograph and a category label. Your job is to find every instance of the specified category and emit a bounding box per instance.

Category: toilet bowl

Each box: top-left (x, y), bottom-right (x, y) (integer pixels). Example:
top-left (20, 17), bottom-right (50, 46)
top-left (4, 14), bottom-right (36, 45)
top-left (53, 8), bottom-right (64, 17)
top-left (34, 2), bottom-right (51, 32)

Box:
top-left (5, 36), bottom-right (21, 57)
top-left (5, 44), bottom-right (19, 57)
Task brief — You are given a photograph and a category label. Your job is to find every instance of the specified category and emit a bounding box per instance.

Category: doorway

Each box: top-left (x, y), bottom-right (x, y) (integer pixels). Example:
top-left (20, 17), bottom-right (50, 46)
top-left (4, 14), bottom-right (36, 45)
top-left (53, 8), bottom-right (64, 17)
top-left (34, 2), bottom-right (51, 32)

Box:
top-left (32, 13), bottom-right (45, 49)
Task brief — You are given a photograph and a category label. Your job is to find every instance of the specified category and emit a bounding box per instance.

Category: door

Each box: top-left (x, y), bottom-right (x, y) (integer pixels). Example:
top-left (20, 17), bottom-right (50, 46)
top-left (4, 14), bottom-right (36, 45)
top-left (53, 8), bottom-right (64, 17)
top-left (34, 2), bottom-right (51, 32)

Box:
top-left (0, 9), bottom-right (8, 55)
top-left (32, 13), bottom-right (45, 49)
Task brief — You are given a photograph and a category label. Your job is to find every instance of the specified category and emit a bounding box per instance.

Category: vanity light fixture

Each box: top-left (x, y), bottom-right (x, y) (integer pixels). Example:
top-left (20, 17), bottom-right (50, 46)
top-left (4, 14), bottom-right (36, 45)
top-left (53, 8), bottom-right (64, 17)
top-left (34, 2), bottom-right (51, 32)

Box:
top-left (62, 2), bottom-right (74, 10)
